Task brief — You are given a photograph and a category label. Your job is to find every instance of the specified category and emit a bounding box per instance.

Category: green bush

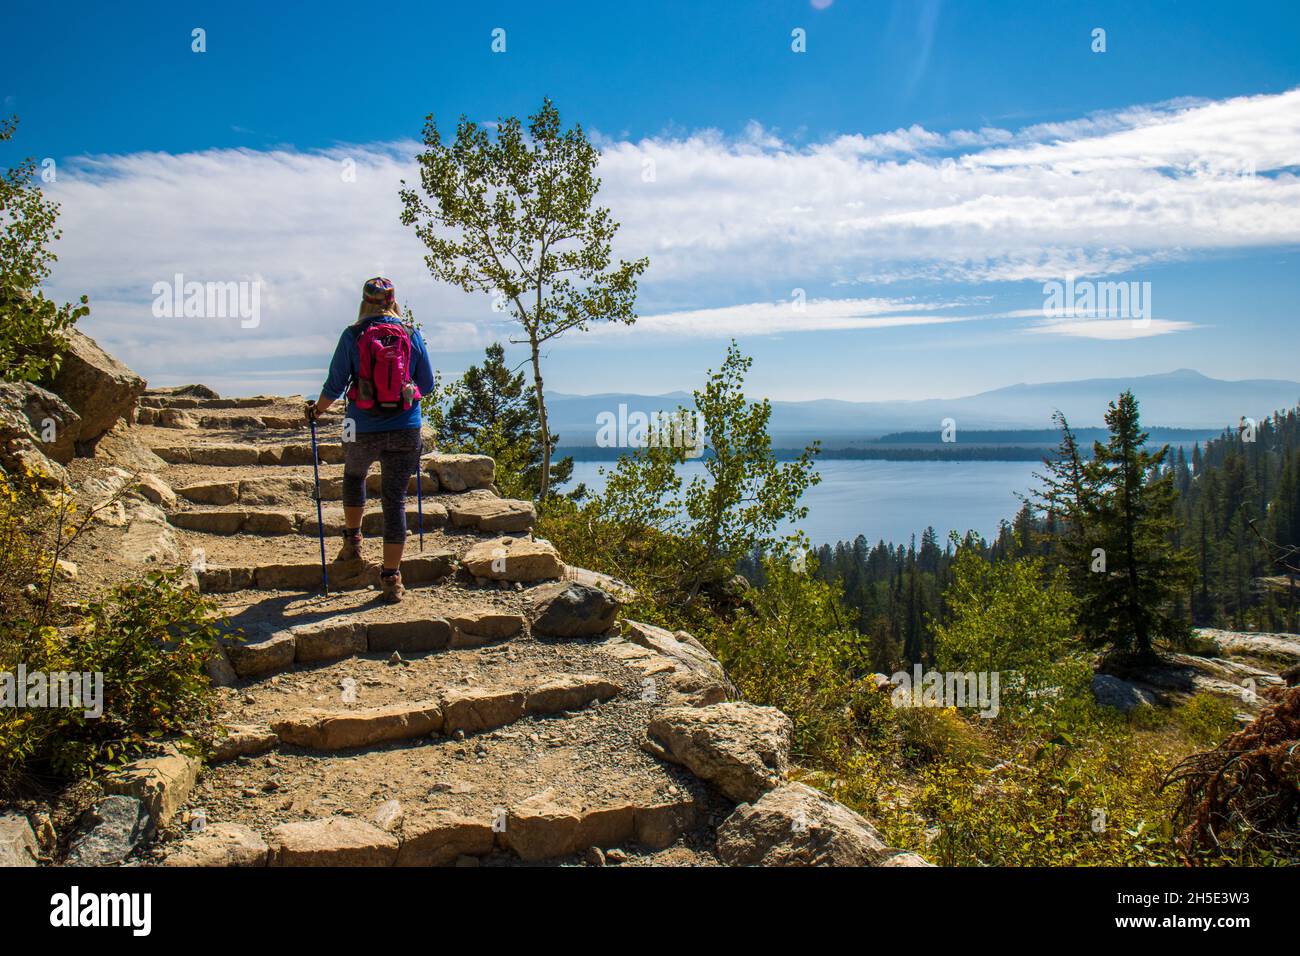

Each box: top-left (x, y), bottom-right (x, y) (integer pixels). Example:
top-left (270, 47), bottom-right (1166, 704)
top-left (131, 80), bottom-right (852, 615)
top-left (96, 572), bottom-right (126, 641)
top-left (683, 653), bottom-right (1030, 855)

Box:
top-left (0, 570), bottom-right (222, 791)
top-left (0, 116), bottom-right (88, 383)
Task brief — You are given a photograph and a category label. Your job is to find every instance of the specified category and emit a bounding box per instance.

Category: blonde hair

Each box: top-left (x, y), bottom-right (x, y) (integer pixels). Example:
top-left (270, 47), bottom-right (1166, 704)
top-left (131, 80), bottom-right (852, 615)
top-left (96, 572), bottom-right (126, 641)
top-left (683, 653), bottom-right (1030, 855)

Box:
top-left (355, 299), bottom-right (402, 325)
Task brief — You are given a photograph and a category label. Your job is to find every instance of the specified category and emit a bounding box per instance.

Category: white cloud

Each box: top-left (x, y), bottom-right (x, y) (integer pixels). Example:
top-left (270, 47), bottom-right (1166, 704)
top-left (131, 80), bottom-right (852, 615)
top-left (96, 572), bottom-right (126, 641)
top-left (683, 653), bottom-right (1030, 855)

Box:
top-left (1024, 318), bottom-right (1200, 340)
top-left (38, 87), bottom-right (1300, 391)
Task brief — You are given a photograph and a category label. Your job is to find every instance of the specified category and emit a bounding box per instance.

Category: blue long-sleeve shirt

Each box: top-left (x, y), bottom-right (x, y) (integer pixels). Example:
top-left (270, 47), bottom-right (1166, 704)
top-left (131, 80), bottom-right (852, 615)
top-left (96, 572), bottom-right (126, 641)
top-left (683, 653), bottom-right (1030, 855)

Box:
top-left (320, 319), bottom-right (435, 433)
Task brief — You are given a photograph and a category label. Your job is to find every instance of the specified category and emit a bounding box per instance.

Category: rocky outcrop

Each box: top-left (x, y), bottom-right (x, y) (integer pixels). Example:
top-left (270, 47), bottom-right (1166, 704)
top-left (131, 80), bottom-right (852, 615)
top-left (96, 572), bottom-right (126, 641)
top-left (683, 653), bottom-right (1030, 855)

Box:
top-left (48, 329), bottom-right (146, 446)
top-left (716, 782), bottom-right (923, 867)
top-left (644, 702), bottom-right (792, 802)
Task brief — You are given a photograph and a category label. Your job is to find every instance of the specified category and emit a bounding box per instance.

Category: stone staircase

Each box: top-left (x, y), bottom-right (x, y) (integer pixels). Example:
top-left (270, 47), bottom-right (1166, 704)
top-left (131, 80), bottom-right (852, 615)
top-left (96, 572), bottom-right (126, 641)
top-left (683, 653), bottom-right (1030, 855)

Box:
top-left (67, 390), bottom-right (927, 868)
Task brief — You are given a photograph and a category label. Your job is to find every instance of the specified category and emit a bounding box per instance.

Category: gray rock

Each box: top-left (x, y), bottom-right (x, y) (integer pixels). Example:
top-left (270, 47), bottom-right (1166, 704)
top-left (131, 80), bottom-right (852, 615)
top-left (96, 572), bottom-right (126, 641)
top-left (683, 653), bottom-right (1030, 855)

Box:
top-left (528, 581), bottom-right (620, 638)
top-left (1090, 673), bottom-right (1158, 713)
top-left (66, 795), bottom-right (153, 866)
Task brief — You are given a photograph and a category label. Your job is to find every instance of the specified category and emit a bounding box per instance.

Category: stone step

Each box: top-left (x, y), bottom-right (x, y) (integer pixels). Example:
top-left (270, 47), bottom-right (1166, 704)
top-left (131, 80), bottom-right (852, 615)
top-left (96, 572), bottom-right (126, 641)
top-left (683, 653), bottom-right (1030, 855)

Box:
top-left (197, 551), bottom-right (457, 595)
top-left (169, 507), bottom-right (438, 537)
top-left (175, 457), bottom-right (497, 503)
top-left (168, 699), bottom-right (709, 865)
top-left (174, 780), bottom-right (702, 865)
top-left (154, 442), bottom-right (346, 467)
top-left (169, 496), bottom-right (532, 538)
top-left (269, 673), bottom-right (620, 751)
top-left (217, 607), bottom-right (527, 679)
top-left (140, 407), bottom-right (334, 430)
top-left (140, 395), bottom-right (279, 410)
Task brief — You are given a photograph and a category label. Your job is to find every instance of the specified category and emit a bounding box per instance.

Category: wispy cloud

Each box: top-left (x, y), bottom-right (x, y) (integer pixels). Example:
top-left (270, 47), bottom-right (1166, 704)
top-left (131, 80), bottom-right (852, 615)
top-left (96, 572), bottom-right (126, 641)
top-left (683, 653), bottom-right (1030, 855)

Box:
top-left (40, 87), bottom-right (1300, 392)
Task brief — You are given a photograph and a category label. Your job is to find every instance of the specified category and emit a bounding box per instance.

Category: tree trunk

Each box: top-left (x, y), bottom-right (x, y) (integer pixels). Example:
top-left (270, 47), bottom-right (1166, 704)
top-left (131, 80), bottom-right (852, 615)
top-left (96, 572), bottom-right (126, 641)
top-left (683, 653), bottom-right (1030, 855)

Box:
top-left (529, 337), bottom-right (551, 499)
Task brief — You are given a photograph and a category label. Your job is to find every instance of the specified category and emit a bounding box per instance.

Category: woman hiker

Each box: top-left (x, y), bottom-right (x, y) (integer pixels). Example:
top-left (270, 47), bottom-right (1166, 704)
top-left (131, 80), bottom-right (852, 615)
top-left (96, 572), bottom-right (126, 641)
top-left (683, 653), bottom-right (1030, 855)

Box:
top-left (303, 277), bottom-right (435, 603)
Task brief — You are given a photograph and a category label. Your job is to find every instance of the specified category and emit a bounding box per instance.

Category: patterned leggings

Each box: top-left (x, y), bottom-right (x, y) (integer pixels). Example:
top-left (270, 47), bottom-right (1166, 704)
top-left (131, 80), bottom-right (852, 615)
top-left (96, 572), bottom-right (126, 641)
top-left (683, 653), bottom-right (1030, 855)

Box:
top-left (340, 428), bottom-right (422, 544)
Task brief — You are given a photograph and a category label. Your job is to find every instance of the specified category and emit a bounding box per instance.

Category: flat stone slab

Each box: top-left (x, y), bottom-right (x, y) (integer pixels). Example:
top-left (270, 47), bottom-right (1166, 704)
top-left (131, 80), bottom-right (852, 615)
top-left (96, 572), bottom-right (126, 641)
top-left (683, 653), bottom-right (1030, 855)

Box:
top-left (503, 788), bottom-right (699, 862)
top-left (267, 817), bottom-right (399, 866)
top-left (211, 724), bottom-right (279, 762)
top-left (273, 700), bottom-right (444, 750)
top-left (461, 537), bottom-right (563, 582)
top-left (395, 810), bottom-right (495, 866)
top-left (439, 686), bottom-right (527, 736)
top-left (446, 496), bottom-right (535, 533)
top-left (197, 552), bottom-right (456, 593)
top-left (163, 822), bottom-right (269, 867)
top-left (524, 674), bottom-right (621, 714)
top-left (0, 812), bottom-right (39, 867)
top-left (366, 617), bottom-right (453, 653)
top-left (224, 633), bottom-right (297, 678)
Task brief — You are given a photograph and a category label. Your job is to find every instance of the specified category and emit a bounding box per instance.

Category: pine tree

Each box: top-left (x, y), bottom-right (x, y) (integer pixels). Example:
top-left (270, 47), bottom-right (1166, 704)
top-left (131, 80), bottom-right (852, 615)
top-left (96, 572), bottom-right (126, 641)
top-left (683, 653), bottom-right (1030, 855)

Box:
top-left (437, 343), bottom-right (573, 499)
top-left (1080, 391), bottom-right (1194, 659)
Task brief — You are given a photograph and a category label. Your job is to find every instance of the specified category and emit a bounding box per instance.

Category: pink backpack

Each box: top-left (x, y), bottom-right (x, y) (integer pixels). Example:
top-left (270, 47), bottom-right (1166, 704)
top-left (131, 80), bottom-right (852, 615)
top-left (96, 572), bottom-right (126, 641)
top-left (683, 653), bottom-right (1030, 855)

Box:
top-left (347, 319), bottom-right (421, 412)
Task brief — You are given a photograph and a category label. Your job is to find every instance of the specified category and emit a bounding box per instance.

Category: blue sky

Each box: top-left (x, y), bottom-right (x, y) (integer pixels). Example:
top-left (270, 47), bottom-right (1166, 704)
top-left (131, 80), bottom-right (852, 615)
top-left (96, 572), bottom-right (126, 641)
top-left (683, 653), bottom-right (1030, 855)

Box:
top-left (2, 0), bottom-right (1298, 403)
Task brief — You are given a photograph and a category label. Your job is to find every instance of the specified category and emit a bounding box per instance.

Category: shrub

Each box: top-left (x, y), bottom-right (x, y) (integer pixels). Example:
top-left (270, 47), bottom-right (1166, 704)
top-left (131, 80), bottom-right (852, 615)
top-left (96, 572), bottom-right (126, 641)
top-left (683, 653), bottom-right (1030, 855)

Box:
top-left (0, 116), bottom-right (88, 383)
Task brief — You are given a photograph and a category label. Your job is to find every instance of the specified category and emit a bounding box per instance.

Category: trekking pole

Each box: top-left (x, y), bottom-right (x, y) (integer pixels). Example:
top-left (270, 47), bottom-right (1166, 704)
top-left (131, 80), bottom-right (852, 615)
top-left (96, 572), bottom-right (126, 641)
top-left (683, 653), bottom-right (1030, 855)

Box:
top-left (415, 435), bottom-right (425, 553)
top-left (309, 416), bottom-right (329, 595)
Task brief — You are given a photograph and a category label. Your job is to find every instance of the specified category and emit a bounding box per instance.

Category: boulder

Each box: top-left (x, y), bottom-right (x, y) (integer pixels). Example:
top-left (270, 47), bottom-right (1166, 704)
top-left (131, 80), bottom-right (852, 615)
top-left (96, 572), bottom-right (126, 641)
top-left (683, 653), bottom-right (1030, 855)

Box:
top-left (162, 822), bottom-right (268, 867)
top-left (178, 480), bottom-right (240, 506)
top-left (528, 581), bottom-right (620, 637)
top-left (102, 745), bottom-right (201, 827)
top-left (446, 611), bottom-right (526, 649)
top-left (644, 702), bottom-right (792, 803)
top-left (121, 501), bottom-right (180, 564)
top-left (620, 620), bottom-right (735, 704)
top-left (48, 329), bottom-right (146, 445)
top-left (0, 380), bottom-right (81, 463)
top-left (461, 536), bottom-right (563, 583)
top-left (425, 453), bottom-right (495, 492)
top-left (66, 795), bottom-right (153, 866)
top-left (267, 817), bottom-right (398, 866)
top-left (1090, 673), bottom-right (1159, 713)
top-left (0, 812), bottom-right (39, 866)
top-left (134, 473), bottom-right (178, 509)
top-left (716, 782), bottom-right (901, 867)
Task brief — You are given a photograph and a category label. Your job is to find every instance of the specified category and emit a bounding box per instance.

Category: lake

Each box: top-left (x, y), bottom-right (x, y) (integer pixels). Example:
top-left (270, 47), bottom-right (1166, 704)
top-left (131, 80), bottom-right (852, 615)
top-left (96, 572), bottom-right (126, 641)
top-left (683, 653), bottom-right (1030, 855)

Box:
top-left (566, 458), bottom-right (1044, 547)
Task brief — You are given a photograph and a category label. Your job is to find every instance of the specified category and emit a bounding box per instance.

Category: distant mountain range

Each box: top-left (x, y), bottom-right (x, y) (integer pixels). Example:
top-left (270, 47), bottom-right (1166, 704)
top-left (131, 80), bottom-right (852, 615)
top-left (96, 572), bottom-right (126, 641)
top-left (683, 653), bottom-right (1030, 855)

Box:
top-left (549, 369), bottom-right (1300, 448)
